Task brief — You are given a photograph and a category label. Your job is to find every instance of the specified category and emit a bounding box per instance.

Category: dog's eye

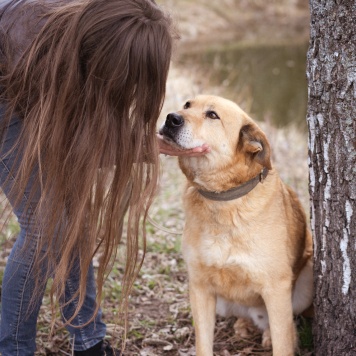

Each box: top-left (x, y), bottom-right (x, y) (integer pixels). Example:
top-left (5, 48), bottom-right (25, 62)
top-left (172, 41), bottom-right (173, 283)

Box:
top-left (206, 110), bottom-right (220, 120)
top-left (184, 101), bottom-right (191, 109)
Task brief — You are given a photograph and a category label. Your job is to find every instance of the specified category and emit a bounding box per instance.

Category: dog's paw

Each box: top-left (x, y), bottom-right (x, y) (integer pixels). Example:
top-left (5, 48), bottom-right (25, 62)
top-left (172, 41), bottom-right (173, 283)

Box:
top-left (233, 318), bottom-right (255, 339)
top-left (261, 328), bottom-right (272, 349)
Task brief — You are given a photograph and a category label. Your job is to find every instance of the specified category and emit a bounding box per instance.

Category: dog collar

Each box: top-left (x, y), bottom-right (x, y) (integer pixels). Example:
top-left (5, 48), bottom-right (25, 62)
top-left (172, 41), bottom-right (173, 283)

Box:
top-left (197, 167), bottom-right (269, 202)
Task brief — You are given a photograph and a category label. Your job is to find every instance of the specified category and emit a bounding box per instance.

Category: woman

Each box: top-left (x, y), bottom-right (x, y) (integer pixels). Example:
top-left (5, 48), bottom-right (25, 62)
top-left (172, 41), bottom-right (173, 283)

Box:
top-left (0, 0), bottom-right (208, 354)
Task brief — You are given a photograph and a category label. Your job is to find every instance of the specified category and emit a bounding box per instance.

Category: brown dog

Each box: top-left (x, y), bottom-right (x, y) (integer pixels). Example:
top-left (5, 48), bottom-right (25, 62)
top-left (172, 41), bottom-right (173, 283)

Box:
top-left (159, 95), bottom-right (313, 356)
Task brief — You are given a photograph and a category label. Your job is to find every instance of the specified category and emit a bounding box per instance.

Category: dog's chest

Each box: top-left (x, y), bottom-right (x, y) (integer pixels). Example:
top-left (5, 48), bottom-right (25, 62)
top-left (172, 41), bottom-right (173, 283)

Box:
top-left (183, 227), bottom-right (266, 305)
top-left (184, 222), bottom-right (260, 268)
top-left (199, 231), bottom-right (252, 267)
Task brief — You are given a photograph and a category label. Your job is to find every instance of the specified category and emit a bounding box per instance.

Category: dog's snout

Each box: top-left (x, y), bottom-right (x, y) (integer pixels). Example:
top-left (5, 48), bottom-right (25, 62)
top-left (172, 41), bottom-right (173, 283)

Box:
top-left (165, 113), bottom-right (184, 128)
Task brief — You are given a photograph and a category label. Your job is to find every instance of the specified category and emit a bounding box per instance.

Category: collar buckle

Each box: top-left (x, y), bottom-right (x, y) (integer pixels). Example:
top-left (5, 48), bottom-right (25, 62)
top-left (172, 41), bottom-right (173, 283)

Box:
top-left (259, 169), bottom-right (265, 183)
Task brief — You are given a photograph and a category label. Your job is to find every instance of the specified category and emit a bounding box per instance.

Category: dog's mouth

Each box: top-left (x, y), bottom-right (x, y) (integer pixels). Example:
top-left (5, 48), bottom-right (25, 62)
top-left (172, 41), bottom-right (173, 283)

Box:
top-left (158, 126), bottom-right (183, 149)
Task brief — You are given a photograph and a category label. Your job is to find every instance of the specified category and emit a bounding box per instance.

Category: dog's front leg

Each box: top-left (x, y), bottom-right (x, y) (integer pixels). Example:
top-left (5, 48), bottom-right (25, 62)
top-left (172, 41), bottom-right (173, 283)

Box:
top-left (189, 281), bottom-right (216, 356)
top-left (262, 281), bottom-right (297, 356)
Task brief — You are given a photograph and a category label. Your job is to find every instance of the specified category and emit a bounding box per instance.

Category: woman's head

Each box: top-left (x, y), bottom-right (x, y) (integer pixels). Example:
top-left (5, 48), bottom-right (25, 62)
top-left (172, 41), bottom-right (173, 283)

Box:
top-left (1, 0), bottom-right (175, 340)
top-left (80, 0), bottom-right (172, 115)
top-left (76, 0), bottom-right (173, 140)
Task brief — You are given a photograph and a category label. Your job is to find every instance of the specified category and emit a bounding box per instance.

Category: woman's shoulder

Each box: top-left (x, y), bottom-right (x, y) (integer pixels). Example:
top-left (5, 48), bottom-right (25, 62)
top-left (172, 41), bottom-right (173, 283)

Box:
top-left (0, 0), bottom-right (55, 69)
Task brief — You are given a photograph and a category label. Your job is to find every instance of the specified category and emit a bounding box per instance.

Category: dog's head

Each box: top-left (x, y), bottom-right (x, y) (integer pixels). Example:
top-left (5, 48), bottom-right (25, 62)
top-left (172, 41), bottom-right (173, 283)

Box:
top-left (159, 95), bottom-right (272, 188)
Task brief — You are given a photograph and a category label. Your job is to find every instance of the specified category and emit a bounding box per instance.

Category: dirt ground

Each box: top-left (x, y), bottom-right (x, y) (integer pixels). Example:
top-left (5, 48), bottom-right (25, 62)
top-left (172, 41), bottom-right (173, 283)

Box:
top-left (0, 1), bottom-right (313, 355)
top-left (163, 0), bottom-right (310, 51)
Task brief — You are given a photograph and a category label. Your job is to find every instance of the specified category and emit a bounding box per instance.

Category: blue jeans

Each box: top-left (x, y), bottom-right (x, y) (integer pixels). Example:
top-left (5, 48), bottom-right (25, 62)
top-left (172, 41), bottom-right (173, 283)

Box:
top-left (0, 110), bottom-right (106, 355)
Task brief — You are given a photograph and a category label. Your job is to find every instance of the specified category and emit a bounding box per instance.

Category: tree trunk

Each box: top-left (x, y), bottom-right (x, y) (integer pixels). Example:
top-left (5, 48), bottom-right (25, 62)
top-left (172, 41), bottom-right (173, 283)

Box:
top-left (307, 1), bottom-right (356, 355)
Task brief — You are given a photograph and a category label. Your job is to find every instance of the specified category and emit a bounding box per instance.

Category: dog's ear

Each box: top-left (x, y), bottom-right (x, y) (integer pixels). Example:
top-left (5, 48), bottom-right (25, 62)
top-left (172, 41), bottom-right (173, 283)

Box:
top-left (239, 124), bottom-right (272, 169)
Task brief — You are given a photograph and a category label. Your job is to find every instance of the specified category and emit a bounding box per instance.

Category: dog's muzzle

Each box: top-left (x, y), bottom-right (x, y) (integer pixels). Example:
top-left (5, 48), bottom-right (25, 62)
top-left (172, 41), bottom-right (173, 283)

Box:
top-left (159, 112), bottom-right (185, 141)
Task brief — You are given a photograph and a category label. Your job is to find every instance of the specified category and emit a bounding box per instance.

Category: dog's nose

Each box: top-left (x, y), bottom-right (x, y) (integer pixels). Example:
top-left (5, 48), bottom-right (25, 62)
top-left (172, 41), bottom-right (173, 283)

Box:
top-left (165, 113), bottom-right (184, 128)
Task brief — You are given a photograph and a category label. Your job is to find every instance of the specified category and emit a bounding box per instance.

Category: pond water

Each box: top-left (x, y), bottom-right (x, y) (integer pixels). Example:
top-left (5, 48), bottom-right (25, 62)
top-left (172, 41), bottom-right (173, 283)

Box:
top-left (178, 41), bottom-right (309, 129)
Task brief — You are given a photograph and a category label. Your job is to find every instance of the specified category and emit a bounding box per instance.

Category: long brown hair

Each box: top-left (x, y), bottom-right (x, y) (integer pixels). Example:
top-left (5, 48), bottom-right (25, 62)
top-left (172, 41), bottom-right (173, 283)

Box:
top-left (0, 0), bottom-right (173, 336)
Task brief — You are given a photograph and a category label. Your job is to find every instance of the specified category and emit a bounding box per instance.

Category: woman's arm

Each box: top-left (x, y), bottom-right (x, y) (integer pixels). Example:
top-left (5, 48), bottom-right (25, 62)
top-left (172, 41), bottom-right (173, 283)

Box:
top-left (157, 134), bottom-right (210, 157)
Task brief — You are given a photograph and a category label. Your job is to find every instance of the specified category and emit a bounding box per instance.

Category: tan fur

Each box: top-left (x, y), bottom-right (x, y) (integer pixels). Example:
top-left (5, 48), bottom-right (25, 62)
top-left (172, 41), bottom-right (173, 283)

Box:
top-left (160, 95), bottom-right (313, 356)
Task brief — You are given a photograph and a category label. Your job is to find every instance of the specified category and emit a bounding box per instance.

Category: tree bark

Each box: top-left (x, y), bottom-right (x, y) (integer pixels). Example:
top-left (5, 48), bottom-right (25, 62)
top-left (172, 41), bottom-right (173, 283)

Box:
top-left (307, 1), bottom-right (356, 355)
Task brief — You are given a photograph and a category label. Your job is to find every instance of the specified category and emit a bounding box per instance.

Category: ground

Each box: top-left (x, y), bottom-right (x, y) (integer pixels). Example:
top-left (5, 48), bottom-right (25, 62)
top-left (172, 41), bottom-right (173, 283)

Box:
top-left (0, 1), bottom-right (313, 355)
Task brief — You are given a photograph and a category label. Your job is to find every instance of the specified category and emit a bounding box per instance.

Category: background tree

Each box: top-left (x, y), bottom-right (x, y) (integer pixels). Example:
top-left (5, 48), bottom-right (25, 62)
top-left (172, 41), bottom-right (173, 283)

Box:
top-left (307, 1), bottom-right (356, 354)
